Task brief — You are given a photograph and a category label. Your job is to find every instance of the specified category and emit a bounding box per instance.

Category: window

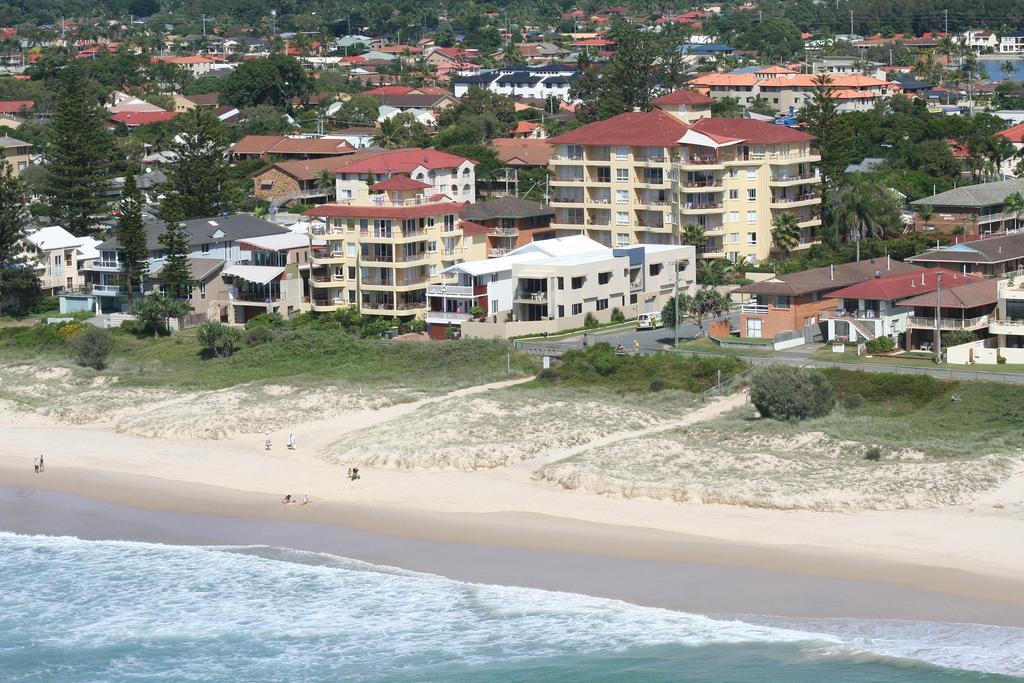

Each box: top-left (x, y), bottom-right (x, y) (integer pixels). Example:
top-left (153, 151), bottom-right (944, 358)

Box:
top-left (615, 146), bottom-right (628, 160)
top-left (348, 290), bottom-right (356, 303)
top-left (615, 190), bottom-right (629, 204)
top-left (347, 243), bottom-right (356, 257)
top-left (597, 167), bottom-right (611, 183)
top-left (463, 183), bottom-right (471, 196)
top-left (616, 211), bottom-right (629, 225)
top-left (616, 168), bottom-right (629, 182)
top-left (746, 169), bottom-right (757, 180)
top-left (616, 233), bottom-right (629, 246)
top-left (571, 276), bottom-right (585, 289)
top-left (747, 232), bottom-right (757, 245)
top-left (803, 315), bottom-right (817, 327)
top-left (201, 243), bottom-right (210, 254)
top-left (198, 281), bottom-right (207, 299)
top-left (773, 295), bottom-right (791, 309)
top-left (360, 218), bottom-right (368, 232)
top-left (348, 266), bottom-right (356, 279)
top-left (443, 215), bottom-right (456, 231)
top-left (729, 168), bottom-right (738, 178)
top-left (427, 217), bottom-right (436, 228)
top-left (648, 263), bottom-right (663, 276)
top-left (597, 298), bottom-right (609, 311)
top-left (746, 211), bottom-right (757, 224)
top-left (729, 233), bottom-right (739, 244)
top-left (429, 264), bottom-right (438, 276)
top-left (728, 189), bottom-right (739, 200)
top-left (571, 303), bottom-right (583, 315)
top-left (598, 271), bottom-right (611, 285)
top-left (557, 277), bottom-right (564, 290)
top-left (462, 166), bottom-right (470, 177)
top-left (427, 240), bottom-right (437, 253)
top-left (260, 182), bottom-right (273, 190)
top-left (558, 305), bottom-right (565, 317)
top-left (746, 318), bottom-right (762, 338)
top-left (728, 211), bottom-right (739, 223)
top-left (450, 185), bottom-right (457, 194)
top-left (747, 189), bottom-right (756, 201)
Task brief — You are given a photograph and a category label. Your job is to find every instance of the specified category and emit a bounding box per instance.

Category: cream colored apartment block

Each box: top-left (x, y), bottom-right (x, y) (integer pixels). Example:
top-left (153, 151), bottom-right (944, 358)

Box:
top-left (548, 105), bottom-right (822, 264)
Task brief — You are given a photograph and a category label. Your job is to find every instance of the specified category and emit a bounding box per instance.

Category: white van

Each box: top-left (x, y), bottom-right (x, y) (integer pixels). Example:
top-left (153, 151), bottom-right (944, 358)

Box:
top-left (636, 312), bottom-right (663, 330)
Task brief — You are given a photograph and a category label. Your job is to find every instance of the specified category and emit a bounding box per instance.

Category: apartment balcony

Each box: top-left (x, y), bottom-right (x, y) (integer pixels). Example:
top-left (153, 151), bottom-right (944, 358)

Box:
top-left (311, 250), bottom-right (346, 264)
top-left (360, 252), bottom-right (395, 264)
top-left (769, 172), bottom-right (821, 186)
top-left (91, 260), bottom-right (123, 272)
top-left (514, 289), bottom-right (548, 303)
top-left (820, 309), bottom-right (884, 321)
top-left (797, 217), bottom-right (822, 229)
top-left (740, 303), bottom-right (769, 314)
top-left (488, 226), bottom-right (519, 237)
top-left (360, 301), bottom-right (426, 314)
top-left (682, 179), bottom-right (723, 191)
top-left (91, 284), bottom-right (123, 296)
top-left (633, 176), bottom-right (667, 188)
top-left (310, 275), bottom-right (343, 288)
top-left (679, 156), bottom-right (726, 171)
top-left (550, 153), bottom-right (584, 162)
top-left (989, 318), bottom-right (1024, 335)
top-left (551, 175), bottom-right (584, 185)
top-left (439, 248), bottom-right (464, 259)
top-left (359, 228), bottom-right (430, 241)
top-left (235, 292), bottom-right (281, 305)
top-left (394, 252), bottom-right (429, 263)
top-left (426, 284), bottom-right (474, 297)
top-left (553, 215), bottom-right (586, 226)
top-left (311, 297), bottom-right (345, 311)
top-left (768, 153), bottom-right (821, 164)
top-left (997, 276), bottom-right (1024, 300)
top-left (770, 192), bottom-right (820, 208)
top-left (683, 201), bottom-right (725, 214)
top-left (633, 154), bottom-right (670, 165)
top-left (907, 315), bottom-right (990, 330)
top-left (310, 225), bottom-right (329, 236)
top-left (550, 195), bottom-right (584, 206)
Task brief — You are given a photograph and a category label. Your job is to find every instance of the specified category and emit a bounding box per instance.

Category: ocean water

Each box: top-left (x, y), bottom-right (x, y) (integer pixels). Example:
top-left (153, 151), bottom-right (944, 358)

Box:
top-left (1, 532), bottom-right (1021, 682)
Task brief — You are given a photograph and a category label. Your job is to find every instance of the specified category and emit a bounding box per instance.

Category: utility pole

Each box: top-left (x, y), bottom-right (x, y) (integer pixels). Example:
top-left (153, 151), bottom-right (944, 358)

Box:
top-left (850, 10), bottom-right (854, 37)
top-left (673, 260), bottom-right (680, 347)
top-left (201, 14), bottom-right (211, 37)
top-left (944, 9), bottom-right (948, 35)
top-left (934, 271), bottom-right (943, 363)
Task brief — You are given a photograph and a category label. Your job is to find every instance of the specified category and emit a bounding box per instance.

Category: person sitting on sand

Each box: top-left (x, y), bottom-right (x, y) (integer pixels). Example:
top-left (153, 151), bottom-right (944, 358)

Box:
top-left (282, 494), bottom-right (292, 505)
top-left (265, 432), bottom-right (272, 450)
top-left (302, 495), bottom-right (310, 505)
top-left (33, 456), bottom-right (39, 474)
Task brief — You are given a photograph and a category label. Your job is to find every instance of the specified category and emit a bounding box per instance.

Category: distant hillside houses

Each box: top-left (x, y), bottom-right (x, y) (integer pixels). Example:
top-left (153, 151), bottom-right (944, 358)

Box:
top-left (453, 66), bottom-right (580, 102)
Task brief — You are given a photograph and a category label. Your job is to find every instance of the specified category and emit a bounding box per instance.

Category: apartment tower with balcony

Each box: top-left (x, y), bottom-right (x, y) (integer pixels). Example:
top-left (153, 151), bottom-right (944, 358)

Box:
top-left (546, 92), bottom-right (822, 263)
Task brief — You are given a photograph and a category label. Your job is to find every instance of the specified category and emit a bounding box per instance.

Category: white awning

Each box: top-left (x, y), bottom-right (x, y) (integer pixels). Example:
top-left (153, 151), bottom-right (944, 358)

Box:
top-left (223, 265), bottom-right (285, 285)
top-left (678, 129), bottom-right (743, 149)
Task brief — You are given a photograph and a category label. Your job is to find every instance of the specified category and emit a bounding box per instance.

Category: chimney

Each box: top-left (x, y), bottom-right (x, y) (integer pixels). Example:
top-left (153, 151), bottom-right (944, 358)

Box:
top-left (830, 263), bottom-right (834, 281)
top-left (887, 254), bottom-right (891, 270)
top-left (921, 272), bottom-right (925, 285)
top-left (633, 106), bottom-right (641, 112)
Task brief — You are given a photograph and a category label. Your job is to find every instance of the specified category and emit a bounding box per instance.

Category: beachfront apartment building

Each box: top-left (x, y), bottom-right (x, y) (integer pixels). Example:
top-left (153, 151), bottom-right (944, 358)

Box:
top-left (304, 177), bottom-right (472, 317)
top-left (22, 226), bottom-right (101, 294)
top-left (426, 235), bottom-right (696, 339)
top-left (688, 67), bottom-right (889, 114)
top-left (547, 101), bottom-right (821, 263)
top-left (333, 148), bottom-right (478, 205)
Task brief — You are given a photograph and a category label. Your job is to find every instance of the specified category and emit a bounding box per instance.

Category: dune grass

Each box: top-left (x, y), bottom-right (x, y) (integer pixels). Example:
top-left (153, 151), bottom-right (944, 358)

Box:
top-left (714, 368), bottom-right (1024, 459)
top-left (0, 324), bottom-right (539, 393)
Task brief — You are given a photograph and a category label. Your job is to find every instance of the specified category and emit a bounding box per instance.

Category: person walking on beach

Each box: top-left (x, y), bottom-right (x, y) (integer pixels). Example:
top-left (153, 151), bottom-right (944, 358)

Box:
top-left (287, 432), bottom-right (296, 450)
top-left (633, 339), bottom-right (640, 355)
top-left (39, 454), bottom-right (44, 473)
top-left (265, 432), bottom-right (272, 451)
top-left (33, 456), bottom-right (39, 474)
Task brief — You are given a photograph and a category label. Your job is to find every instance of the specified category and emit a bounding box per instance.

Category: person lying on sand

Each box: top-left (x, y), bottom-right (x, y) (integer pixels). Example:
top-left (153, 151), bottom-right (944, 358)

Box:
top-left (281, 494), bottom-right (292, 505)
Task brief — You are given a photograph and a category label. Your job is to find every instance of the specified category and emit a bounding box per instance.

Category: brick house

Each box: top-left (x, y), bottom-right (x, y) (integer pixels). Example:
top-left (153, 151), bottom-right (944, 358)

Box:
top-left (251, 155), bottom-right (354, 207)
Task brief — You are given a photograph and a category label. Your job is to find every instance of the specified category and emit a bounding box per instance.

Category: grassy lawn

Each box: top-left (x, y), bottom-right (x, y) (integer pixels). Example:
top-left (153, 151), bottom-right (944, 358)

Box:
top-left (675, 336), bottom-right (777, 357)
top-left (714, 367), bottom-right (1024, 459)
top-left (811, 345), bottom-right (1024, 374)
top-left (526, 343), bottom-right (747, 393)
top-left (0, 324), bottom-right (540, 392)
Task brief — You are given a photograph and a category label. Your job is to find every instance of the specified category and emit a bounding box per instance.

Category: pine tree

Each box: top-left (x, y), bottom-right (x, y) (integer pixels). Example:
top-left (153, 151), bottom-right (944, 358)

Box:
top-left (157, 221), bottom-right (192, 300)
top-left (115, 171), bottom-right (149, 298)
top-left (39, 67), bottom-right (115, 237)
top-left (159, 107), bottom-right (229, 221)
top-left (0, 152), bottom-right (30, 315)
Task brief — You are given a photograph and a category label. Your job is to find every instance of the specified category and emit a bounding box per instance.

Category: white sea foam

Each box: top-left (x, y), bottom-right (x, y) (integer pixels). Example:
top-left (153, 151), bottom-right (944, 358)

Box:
top-left (0, 532), bottom-right (1018, 681)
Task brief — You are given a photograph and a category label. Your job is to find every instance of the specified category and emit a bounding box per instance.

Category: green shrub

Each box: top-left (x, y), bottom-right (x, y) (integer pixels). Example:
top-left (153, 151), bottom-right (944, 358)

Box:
top-left (751, 365), bottom-right (835, 422)
top-left (244, 312), bottom-right (285, 330)
top-left (610, 307), bottom-right (625, 323)
top-left (865, 336), bottom-right (894, 354)
top-left (32, 295), bottom-right (59, 313)
top-left (941, 329), bottom-right (976, 348)
top-left (820, 368), bottom-right (942, 411)
top-left (245, 325), bottom-right (274, 346)
top-left (997, 353), bottom-right (1007, 365)
top-left (69, 326), bottom-right (114, 370)
top-left (864, 446), bottom-right (882, 461)
top-left (197, 320), bottom-right (242, 357)
top-left (842, 393), bottom-right (865, 410)
top-left (584, 312), bottom-right (599, 328)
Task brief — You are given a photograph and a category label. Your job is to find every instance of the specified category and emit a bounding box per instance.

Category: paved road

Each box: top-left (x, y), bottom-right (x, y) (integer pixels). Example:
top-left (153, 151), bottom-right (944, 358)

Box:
top-left (572, 312), bottom-right (742, 352)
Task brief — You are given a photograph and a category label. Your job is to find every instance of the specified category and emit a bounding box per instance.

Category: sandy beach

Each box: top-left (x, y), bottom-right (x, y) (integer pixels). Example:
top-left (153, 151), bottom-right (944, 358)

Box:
top-left (2, 369), bottom-right (1023, 628)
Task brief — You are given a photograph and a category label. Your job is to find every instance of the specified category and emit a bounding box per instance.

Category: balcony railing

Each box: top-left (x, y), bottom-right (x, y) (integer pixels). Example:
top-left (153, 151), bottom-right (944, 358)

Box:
top-left (551, 153), bottom-right (583, 161)
top-left (771, 192), bottom-right (820, 204)
top-left (683, 179), bottom-right (722, 188)
top-left (395, 252), bottom-right (428, 263)
top-left (488, 227), bottom-right (519, 237)
top-left (741, 304), bottom-right (769, 314)
top-left (515, 290), bottom-right (547, 301)
top-left (361, 253), bottom-right (393, 263)
top-left (425, 310), bottom-right (474, 322)
top-left (236, 292), bottom-right (280, 303)
top-left (908, 315), bottom-right (989, 329)
top-left (92, 260), bottom-right (122, 270)
top-left (556, 216), bottom-right (585, 225)
top-left (427, 284), bottom-right (474, 297)
top-left (821, 309), bottom-right (882, 320)
top-left (685, 201), bottom-right (724, 210)
top-left (771, 172), bottom-right (819, 183)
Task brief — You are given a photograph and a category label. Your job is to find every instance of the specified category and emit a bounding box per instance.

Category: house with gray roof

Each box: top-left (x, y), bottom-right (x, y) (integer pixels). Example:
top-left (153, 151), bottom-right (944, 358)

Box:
top-left (910, 178), bottom-right (1024, 236)
top-left (907, 231), bottom-right (1024, 277)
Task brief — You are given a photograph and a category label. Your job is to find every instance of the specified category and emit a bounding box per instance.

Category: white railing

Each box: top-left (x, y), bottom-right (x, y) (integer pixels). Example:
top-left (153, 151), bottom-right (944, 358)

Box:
top-left (741, 304), bottom-right (769, 314)
top-left (91, 284), bottom-right (122, 295)
top-left (908, 315), bottom-right (989, 329)
top-left (426, 284), bottom-right (473, 297)
top-left (92, 260), bottom-right (121, 270)
top-left (425, 311), bottom-right (473, 322)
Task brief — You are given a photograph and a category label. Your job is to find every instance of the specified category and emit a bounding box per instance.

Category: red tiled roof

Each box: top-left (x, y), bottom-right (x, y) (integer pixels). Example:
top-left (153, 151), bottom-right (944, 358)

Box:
top-left (305, 201), bottom-right (466, 220)
top-left (651, 89), bottom-right (715, 106)
top-left (110, 111), bottom-right (179, 126)
top-left (548, 109), bottom-right (689, 147)
top-left (0, 100), bottom-right (33, 114)
top-left (334, 148), bottom-right (475, 174)
top-left (151, 55), bottom-right (215, 64)
top-left (459, 220), bottom-right (490, 236)
top-left (998, 122), bottom-right (1024, 144)
top-left (827, 268), bottom-right (975, 301)
top-left (512, 121), bottom-right (541, 133)
top-left (371, 175), bottom-right (432, 191)
top-left (897, 277), bottom-right (999, 309)
top-left (689, 118), bottom-right (815, 144)
top-left (363, 85), bottom-right (414, 96)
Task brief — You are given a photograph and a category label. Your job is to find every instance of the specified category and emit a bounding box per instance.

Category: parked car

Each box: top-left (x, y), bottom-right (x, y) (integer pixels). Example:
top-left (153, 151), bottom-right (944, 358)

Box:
top-left (636, 312), bottom-right (663, 330)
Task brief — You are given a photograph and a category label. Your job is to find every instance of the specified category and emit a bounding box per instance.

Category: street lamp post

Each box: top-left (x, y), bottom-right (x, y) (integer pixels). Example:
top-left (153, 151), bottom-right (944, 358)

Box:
top-left (934, 271), bottom-right (942, 364)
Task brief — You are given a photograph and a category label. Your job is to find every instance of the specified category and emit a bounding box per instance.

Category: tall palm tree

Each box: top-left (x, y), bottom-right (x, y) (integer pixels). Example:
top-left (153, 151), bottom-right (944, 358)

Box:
top-left (680, 223), bottom-right (705, 249)
top-left (828, 174), bottom-right (903, 242)
top-left (316, 169), bottom-right (335, 200)
top-left (770, 212), bottom-right (800, 254)
top-left (984, 136), bottom-right (1016, 179)
top-left (372, 116), bottom-right (405, 148)
top-left (1001, 61), bottom-right (1017, 80)
top-left (1004, 192), bottom-right (1024, 231)
top-left (696, 258), bottom-right (733, 286)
